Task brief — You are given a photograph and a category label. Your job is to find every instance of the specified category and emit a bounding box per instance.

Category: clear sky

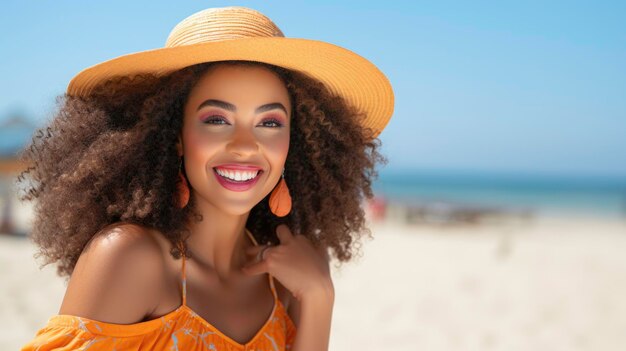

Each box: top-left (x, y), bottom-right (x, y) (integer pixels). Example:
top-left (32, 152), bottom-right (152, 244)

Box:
top-left (1, 0), bottom-right (624, 178)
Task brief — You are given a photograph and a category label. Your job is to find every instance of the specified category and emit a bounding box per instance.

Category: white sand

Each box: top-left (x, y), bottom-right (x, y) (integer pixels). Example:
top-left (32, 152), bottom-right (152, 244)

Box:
top-left (2, 213), bottom-right (626, 350)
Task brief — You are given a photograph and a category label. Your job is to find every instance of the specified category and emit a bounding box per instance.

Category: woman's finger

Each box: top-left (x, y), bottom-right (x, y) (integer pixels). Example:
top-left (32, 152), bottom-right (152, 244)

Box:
top-left (276, 224), bottom-right (293, 244)
top-left (245, 245), bottom-right (264, 255)
top-left (241, 256), bottom-right (269, 276)
top-left (245, 242), bottom-right (276, 256)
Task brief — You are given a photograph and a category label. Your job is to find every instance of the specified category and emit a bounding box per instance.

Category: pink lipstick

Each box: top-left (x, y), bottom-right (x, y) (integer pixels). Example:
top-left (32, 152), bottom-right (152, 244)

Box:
top-left (213, 168), bottom-right (263, 192)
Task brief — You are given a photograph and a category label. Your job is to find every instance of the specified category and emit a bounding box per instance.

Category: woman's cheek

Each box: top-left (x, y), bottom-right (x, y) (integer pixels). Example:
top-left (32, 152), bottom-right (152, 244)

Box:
top-left (187, 126), bottom-right (230, 148)
top-left (263, 131), bottom-right (290, 164)
top-left (183, 129), bottom-right (219, 173)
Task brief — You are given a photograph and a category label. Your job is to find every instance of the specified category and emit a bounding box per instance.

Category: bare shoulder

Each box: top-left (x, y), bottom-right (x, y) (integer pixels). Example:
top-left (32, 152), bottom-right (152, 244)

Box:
top-left (58, 221), bottom-right (167, 324)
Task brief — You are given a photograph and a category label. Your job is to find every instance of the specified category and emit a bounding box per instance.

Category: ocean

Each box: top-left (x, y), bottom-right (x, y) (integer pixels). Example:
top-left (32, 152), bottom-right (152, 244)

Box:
top-left (372, 169), bottom-right (626, 219)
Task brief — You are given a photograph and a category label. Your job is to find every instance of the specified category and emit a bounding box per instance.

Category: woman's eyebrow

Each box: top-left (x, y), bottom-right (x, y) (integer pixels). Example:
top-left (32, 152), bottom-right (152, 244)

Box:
top-left (196, 99), bottom-right (288, 115)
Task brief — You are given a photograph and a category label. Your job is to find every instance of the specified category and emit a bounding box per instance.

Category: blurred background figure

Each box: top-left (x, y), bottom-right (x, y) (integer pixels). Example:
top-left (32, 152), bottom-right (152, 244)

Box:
top-left (2, 1), bottom-right (625, 350)
top-left (366, 195), bottom-right (388, 223)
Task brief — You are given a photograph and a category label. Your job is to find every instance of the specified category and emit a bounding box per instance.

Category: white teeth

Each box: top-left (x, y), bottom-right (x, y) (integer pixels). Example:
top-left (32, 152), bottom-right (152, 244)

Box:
top-left (215, 168), bottom-right (260, 182)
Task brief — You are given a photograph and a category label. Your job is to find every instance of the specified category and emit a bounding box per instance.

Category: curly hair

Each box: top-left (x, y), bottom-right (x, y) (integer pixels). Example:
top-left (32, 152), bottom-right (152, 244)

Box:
top-left (15, 60), bottom-right (388, 278)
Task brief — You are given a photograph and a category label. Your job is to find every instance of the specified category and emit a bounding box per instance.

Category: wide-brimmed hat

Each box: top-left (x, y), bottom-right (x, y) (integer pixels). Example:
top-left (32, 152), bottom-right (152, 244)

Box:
top-left (66, 6), bottom-right (394, 138)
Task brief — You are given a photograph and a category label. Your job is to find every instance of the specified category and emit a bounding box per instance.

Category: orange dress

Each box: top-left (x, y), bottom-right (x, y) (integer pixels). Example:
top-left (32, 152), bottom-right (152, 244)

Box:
top-left (20, 229), bottom-right (297, 350)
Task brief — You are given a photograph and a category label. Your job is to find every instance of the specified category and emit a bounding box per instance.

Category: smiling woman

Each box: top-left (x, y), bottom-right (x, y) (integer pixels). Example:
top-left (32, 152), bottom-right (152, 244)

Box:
top-left (16, 5), bottom-right (393, 351)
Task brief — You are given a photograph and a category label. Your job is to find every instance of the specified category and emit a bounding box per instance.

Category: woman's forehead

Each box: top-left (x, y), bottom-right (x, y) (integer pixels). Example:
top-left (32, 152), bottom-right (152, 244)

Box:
top-left (187, 64), bottom-right (291, 112)
top-left (196, 64), bottom-right (285, 91)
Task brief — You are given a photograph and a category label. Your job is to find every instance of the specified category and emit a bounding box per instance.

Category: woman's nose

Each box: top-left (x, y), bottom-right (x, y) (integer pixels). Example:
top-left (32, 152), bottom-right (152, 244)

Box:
top-left (226, 124), bottom-right (259, 156)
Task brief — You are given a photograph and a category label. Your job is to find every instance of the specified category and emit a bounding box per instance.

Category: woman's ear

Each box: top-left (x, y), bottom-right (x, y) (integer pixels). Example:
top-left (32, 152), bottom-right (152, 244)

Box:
top-left (176, 135), bottom-right (183, 157)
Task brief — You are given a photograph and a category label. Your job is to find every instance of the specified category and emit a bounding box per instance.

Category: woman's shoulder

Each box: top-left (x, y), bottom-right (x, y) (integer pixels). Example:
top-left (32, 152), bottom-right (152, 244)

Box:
top-left (86, 221), bottom-right (173, 260)
top-left (57, 221), bottom-right (169, 324)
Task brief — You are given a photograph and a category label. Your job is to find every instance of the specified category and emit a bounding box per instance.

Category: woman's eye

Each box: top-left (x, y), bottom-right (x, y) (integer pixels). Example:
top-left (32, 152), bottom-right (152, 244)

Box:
top-left (261, 119), bottom-right (283, 128)
top-left (203, 116), bottom-right (228, 125)
top-left (202, 116), bottom-right (282, 128)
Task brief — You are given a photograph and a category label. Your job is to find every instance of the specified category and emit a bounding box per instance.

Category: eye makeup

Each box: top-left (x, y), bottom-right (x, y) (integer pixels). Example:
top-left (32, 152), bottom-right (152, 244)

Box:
top-left (200, 114), bottom-right (285, 128)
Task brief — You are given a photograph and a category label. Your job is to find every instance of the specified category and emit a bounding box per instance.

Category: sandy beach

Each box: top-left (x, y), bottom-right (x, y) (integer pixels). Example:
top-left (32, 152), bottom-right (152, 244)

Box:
top-left (2, 211), bottom-right (626, 350)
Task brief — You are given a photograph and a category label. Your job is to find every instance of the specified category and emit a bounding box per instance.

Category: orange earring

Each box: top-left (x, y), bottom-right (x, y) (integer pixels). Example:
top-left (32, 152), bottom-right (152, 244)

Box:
top-left (269, 169), bottom-right (291, 217)
top-left (176, 156), bottom-right (190, 208)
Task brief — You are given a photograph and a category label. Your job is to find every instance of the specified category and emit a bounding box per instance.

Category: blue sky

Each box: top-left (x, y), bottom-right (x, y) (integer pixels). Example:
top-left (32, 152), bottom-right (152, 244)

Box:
top-left (1, 0), bottom-right (625, 178)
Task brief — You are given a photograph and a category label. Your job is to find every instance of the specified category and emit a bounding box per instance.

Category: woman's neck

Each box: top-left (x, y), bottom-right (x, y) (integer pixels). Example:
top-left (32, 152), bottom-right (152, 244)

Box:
top-left (184, 200), bottom-right (254, 282)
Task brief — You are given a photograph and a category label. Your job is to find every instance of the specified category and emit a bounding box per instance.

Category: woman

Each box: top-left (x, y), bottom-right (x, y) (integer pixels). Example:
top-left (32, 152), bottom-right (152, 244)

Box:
top-left (17, 6), bottom-right (393, 351)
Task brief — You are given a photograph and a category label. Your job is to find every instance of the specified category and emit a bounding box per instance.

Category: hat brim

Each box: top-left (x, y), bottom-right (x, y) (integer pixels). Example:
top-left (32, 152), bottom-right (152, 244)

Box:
top-left (67, 37), bottom-right (394, 138)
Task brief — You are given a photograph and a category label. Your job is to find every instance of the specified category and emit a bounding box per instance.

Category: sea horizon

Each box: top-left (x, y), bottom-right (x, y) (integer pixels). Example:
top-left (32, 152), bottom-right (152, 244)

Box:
top-left (373, 167), bottom-right (626, 219)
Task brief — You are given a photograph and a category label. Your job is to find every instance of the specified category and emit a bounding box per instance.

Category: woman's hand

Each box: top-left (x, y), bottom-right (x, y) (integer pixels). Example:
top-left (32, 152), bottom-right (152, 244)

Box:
top-left (241, 224), bottom-right (334, 302)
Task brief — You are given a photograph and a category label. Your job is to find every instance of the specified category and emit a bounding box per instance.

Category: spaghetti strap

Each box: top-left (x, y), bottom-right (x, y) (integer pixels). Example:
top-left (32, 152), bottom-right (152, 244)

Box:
top-left (245, 228), bottom-right (279, 302)
top-left (181, 246), bottom-right (187, 307)
top-left (268, 273), bottom-right (278, 301)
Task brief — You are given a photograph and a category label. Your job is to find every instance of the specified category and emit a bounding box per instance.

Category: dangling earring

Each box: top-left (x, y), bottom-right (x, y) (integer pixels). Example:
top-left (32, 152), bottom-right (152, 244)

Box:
top-left (176, 156), bottom-right (190, 208)
top-left (269, 168), bottom-right (291, 217)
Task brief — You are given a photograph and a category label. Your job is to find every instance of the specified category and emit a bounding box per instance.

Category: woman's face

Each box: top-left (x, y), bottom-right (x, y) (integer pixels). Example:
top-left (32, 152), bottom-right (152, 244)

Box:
top-left (179, 64), bottom-right (291, 215)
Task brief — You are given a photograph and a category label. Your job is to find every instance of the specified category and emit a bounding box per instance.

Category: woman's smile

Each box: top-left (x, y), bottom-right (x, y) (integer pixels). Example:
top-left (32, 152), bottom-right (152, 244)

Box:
top-left (214, 167), bottom-right (262, 182)
top-left (213, 167), bottom-right (265, 192)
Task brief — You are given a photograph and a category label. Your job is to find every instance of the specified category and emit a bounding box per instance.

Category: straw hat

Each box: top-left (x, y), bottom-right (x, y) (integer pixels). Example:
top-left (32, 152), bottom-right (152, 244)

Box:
top-left (67, 6), bottom-right (394, 138)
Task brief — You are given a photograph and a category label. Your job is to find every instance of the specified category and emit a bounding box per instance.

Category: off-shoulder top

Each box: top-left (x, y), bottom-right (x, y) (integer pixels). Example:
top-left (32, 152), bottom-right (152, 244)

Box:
top-left (20, 228), bottom-right (297, 350)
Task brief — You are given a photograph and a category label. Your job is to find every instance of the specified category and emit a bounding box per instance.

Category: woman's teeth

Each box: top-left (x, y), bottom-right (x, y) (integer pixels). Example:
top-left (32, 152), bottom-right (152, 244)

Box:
top-left (214, 168), bottom-right (261, 182)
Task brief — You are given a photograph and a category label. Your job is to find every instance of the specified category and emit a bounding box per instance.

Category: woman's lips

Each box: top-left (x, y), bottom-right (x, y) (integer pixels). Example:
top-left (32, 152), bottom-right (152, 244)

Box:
top-left (213, 168), bottom-right (263, 192)
top-left (214, 164), bottom-right (263, 171)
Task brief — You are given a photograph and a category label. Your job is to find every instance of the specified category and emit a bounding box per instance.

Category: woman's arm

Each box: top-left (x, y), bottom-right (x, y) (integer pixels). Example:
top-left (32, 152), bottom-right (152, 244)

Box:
top-left (288, 245), bottom-right (334, 351)
top-left (291, 284), bottom-right (335, 351)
